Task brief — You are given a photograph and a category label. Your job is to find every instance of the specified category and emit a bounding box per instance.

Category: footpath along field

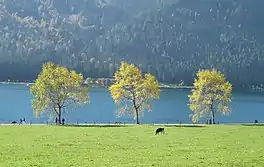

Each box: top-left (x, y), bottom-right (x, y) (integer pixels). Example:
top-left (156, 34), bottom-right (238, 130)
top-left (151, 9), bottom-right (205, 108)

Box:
top-left (0, 125), bottom-right (264, 167)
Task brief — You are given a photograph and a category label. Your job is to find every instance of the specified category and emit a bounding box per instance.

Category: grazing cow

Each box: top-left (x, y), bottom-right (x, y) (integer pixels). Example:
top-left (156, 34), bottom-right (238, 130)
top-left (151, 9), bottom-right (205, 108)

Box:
top-left (155, 127), bottom-right (165, 135)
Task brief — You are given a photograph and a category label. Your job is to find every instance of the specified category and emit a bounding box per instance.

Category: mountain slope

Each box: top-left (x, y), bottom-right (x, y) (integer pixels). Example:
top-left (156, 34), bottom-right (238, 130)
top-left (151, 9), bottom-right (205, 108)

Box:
top-left (0, 0), bottom-right (263, 87)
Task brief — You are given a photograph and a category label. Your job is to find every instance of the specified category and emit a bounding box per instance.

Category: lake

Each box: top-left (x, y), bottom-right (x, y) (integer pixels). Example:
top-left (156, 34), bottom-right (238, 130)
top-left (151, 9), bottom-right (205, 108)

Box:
top-left (0, 84), bottom-right (263, 124)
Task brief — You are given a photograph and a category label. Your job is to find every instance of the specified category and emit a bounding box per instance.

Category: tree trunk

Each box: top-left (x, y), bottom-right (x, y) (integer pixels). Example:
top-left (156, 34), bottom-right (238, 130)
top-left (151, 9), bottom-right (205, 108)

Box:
top-left (58, 106), bottom-right (62, 124)
top-left (210, 102), bottom-right (215, 124)
top-left (211, 110), bottom-right (215, 124)
top-left (132, 91), bottom-right (140, 125)
top-left (136, 109), bottom-right (139, 124)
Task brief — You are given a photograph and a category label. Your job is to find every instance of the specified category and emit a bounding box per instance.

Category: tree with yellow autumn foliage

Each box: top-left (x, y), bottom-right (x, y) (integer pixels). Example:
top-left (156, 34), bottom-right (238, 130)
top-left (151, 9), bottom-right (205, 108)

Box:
top-left (30, 62), bottom-right (89, 124)
top-left (188, 69), bottom-right (232, 124)
top-left (109, 62), bottom-right (160, 124)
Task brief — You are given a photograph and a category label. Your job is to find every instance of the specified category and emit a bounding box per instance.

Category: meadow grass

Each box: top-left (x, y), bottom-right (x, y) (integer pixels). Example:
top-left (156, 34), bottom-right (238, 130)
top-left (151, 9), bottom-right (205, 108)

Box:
top-left (0, 125), bottom-right (264, 167)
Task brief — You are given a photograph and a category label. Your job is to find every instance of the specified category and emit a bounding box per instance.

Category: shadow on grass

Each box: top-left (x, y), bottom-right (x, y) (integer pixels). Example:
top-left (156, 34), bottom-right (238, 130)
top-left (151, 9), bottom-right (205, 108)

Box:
top-left (241, 124), bottom-right (264, 127)
top-left (59, 124), bottom-right (208, 128)
top-left (63, 124), bottom-right (131, 128)
top-left (162, 125), bottom-right (207, 128)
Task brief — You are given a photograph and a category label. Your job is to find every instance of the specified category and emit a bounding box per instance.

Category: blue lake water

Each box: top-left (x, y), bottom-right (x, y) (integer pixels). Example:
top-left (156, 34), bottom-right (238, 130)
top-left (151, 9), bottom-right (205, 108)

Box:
top-left (0, 84), bottom-right (264, 124)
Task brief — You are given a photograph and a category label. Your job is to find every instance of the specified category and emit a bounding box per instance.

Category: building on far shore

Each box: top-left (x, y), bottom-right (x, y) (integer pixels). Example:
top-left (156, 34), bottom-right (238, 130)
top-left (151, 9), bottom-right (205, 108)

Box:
top-left (84, 77), bottom-right (114, 87)
top-left (97, 78), bottom-right (114, 86)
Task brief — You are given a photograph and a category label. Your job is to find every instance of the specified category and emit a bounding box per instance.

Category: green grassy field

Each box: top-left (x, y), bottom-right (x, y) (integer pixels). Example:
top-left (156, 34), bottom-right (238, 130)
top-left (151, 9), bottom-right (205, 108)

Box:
top-left (0, 125), bottom-right (264, 167)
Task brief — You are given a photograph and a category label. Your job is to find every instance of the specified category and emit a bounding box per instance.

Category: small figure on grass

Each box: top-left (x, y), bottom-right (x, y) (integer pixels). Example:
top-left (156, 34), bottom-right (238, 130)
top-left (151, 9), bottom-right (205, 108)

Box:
top-left (19, 119), bottom-right (22, 125)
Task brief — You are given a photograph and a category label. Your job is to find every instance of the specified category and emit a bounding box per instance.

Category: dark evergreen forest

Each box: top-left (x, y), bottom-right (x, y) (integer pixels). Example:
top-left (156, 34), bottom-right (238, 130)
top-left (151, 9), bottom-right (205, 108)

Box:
top-left (0, 0), bottom-right (264, 87)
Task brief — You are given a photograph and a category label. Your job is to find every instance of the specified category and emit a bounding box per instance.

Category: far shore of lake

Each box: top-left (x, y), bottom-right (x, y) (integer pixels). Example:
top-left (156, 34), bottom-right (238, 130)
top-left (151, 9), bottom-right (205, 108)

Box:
top-left (0, 81), bottom-right (194, 89)
top-left (1, 81), bottom-right (263, 92)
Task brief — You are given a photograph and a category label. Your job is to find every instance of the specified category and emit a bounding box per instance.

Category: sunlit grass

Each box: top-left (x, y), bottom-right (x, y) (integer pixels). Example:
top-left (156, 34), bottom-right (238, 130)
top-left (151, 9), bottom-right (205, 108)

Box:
top-left (0, 125), bottom-right (264, 167)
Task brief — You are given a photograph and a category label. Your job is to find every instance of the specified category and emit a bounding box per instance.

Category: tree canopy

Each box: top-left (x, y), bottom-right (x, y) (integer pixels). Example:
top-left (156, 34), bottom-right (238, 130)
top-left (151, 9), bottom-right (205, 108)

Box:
top-left (188, 69), bottom-right (232, 124)
top-left (109, 62), bottom-right (160, 124)
top-left (30, 62), bottom-right (89, 123)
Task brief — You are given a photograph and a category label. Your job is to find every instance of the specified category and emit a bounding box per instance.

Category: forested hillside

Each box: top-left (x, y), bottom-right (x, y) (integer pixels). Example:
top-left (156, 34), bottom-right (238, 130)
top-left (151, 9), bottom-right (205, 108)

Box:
top-left (0, 0), bottom-right (264, 87)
